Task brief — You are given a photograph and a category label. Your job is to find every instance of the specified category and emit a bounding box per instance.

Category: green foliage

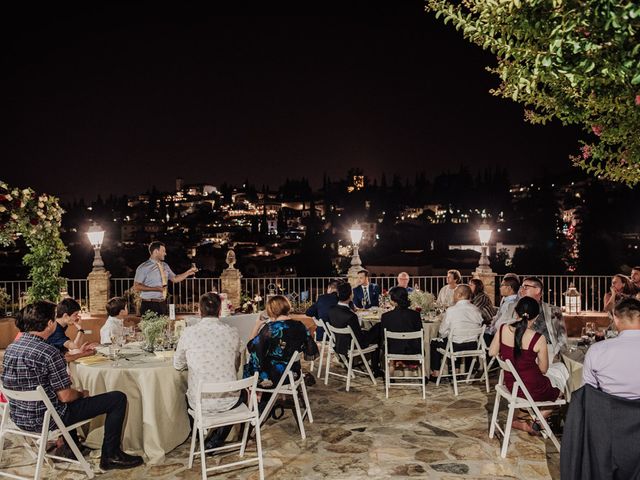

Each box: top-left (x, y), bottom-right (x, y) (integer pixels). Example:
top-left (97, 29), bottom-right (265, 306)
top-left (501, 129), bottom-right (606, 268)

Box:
top-left (426, 0), bottom-right (640, 186)
top-left (0, 288), bottom-right (10, 315)
top-left (139, 310), bottom-right (169, 349)
top-left (0, 181), bottom-right (69, 302)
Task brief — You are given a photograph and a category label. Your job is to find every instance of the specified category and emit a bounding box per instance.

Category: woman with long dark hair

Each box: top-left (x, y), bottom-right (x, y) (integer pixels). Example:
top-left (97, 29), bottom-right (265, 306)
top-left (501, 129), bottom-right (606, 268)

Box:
top-left (489, 296), bottom-right (562, 433)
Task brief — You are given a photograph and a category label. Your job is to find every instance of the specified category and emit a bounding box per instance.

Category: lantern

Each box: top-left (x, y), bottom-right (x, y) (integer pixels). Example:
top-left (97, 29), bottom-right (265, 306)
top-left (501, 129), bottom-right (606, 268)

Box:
top-left (564, 283), bottom-right (582, 314)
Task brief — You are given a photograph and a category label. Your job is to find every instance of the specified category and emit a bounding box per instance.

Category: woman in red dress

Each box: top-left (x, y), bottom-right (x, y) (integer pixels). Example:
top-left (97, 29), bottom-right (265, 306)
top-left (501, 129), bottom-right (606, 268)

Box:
top-left (489, 296), bottom-right (561, 434)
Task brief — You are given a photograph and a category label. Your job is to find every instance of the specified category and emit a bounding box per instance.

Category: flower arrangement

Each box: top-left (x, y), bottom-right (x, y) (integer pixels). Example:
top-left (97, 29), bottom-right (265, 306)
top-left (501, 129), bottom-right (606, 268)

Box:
top-left (409, 289), bottom-right (436, 313)
top-left (139, 311), bottom-right (169, 352)
top-left (240, 292), bottom-right (263, 313)
top-left (0, 181), bottom-right (69, 303)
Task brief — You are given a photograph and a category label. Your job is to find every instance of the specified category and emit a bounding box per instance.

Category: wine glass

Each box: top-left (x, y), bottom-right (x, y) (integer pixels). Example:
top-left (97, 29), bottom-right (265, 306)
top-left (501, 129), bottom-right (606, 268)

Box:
top-left (110, 334), bottom-right (123, 366)
top-left (122, 326), bottom-right (134, 344)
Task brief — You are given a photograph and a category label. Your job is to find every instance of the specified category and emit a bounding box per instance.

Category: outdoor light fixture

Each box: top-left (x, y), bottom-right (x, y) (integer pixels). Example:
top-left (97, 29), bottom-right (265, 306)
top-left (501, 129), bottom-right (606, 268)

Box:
top-left (476, 219), bottom-right (493, 273)
top-left (349, 220), bottom-right (364, 245)
top-left (86, 222), bottom-right (105, 272)
top-left (564, 283), bottom-right (582, 314)
top-left (348, 220), bottom-right (364, 277)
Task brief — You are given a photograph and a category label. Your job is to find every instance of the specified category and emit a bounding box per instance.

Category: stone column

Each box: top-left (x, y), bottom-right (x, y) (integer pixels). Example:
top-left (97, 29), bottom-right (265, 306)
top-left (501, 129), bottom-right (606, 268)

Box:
top-left (220, 249), bottom-right (242, 311)
top-left (473, 270), bottom-right (497, 305)
top-left (88, 270), bottom-right (111, 315)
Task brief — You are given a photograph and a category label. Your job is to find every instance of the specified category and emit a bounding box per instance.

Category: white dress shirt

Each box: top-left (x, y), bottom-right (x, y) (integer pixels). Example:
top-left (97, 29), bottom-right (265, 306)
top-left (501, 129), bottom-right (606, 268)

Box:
top-left (100, 316), bottom-right (124, 344)
top-left (437, 285), bottom-right (456, 307)
top-left (439, 299), bottom-right (483, 343)
top-left (583, 330), bottom-right (640, 400)
top-left (174, 317), bottom-right (244, 413)
top-left (489, 294), bottom-right (518, 334)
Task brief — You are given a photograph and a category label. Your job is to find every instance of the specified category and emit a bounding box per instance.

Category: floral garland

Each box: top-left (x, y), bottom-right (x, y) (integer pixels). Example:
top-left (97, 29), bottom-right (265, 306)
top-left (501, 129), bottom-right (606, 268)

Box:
top-left (0, 182), bottom-right (64, 244)
top-left (0, 181), bottom-right (69, 302)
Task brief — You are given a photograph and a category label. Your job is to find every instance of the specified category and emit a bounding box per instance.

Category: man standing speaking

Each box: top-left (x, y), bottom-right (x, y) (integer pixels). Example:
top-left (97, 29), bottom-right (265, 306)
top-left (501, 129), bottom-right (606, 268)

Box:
top-left (134, 241), bottom-right (197, 315)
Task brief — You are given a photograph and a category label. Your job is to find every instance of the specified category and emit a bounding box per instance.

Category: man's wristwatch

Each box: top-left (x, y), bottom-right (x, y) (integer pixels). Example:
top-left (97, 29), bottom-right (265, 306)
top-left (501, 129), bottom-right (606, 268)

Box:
top-left (78, 328), bottom-right (85, 334)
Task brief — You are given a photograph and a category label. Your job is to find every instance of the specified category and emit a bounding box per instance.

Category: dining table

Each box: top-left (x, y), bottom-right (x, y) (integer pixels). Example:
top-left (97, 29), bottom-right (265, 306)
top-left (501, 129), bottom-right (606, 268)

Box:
top-left (356, 308), bottom-right (443, 372)
top-left (70, 343), bottom-right (189, 465)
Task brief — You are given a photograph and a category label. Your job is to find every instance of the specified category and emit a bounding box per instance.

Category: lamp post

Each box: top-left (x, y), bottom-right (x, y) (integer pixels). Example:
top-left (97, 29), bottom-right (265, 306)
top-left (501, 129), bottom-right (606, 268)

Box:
top-left (476, 219), bottom-right (493, 273)
top-left (86, 222), bottom-right (105, 272)
top-left (347, 221), bottom-right (364, 285)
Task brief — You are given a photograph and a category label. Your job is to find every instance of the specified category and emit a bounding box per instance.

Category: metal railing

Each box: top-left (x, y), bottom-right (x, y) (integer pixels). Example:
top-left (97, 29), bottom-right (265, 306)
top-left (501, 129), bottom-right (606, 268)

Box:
top-left (111, 277), bottom-right (222, 314)
top-left (0, 279), bottom-right (89, 315)
top-left (497, 274), bottom-right (612, 312)
top-left (1, 274), bottom-right (615, 315)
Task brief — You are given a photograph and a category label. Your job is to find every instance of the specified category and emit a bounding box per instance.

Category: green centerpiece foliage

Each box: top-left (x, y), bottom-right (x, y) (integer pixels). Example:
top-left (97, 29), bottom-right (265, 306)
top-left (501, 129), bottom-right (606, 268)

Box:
top-left (426, 0), bottom-right (640, 186)
top-left (409, 290), bottom-right (436, 312)
top-left (139, 310), bottom-right (169, 351)
top-left (0, 181), bottom-right (69, 303)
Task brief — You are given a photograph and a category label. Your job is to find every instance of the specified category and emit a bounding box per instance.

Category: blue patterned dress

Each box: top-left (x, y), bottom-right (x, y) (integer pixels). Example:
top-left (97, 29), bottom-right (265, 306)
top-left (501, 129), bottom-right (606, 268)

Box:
top-left (243, 319), bottom-right (318, 387)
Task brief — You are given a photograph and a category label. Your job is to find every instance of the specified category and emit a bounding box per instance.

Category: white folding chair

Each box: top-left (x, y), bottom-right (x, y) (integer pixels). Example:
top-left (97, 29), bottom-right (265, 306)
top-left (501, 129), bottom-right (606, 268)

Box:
top-left (324, 324), bottom-right (377, 392)
top-left (489, 358), bottom-right (565, 458)
top-left (256, 351), bottom-right (313, 440)
top-left (0, 383), bottom-right (94, 480)
top-left (435, 325), bottom-right (490, 396)
top-left (310, 318), bottom-right (330, 377)
top-left (188, 373), bottom-right (264, 480)
top-left (384, 329), bottom-right (426, 399)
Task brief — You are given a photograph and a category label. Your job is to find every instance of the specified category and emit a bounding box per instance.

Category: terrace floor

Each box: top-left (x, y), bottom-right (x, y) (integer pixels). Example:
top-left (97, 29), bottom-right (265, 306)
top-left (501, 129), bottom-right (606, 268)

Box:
top-left (1, 368), bottom-right (560, 480)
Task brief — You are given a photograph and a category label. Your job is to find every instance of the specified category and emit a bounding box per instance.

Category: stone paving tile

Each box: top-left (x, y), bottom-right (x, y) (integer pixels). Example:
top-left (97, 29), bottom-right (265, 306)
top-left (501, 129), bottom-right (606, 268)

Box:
top-left (0, 368), bottom-right (560, 479)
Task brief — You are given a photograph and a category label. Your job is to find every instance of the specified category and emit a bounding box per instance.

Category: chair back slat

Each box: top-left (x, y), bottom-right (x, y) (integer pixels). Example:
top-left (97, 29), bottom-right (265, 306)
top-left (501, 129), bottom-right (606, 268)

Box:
top-left (198, 374), bottom-right (258, 395)
top-left (0, 383), bottom-right (42, 402)
top-left (384, 330), bottom-right (423, 340)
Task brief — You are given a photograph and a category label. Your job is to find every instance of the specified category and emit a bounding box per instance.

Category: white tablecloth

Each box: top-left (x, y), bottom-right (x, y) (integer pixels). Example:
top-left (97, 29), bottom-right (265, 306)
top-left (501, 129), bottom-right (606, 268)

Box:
top-left (70, 345), bottom-right (189, 465)
top-left (220, 313), bottom-right (260, 341)
top-left (356, 311), bottom-right (442, 372)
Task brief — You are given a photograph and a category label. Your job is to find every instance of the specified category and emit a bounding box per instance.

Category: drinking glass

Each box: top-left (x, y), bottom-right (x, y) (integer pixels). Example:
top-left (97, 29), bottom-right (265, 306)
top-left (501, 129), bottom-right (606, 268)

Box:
top-left (109, 334), bottom-right (123, 366)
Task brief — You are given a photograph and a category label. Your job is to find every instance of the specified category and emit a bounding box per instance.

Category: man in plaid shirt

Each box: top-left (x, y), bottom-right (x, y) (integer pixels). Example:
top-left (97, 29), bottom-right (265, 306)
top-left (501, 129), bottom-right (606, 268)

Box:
top-left (1, 301), bottom-right (143, 471)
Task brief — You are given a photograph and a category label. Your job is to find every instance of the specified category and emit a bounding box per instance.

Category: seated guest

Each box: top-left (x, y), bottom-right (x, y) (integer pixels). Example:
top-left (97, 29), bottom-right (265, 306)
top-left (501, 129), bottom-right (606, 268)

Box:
top-left (352, 269), bottom-right (380, 309)
top-left (174, 293), bottom-right (245, 450)
top-left (469, 278), bottom-right (497, 326)
top-left (603, 274), bottom-right (636, 313)
top-left (489, 297), bottom-right (563, 434)
top-left (583, 297), bottom-right (640, 399)
top-left (1, 301), bottom-right (143, 470)
top-left (244, 295), bottom-right (319, 389)
top-left (488, 275), bottom-right (521, 340)
top-left (48, 298), bottom-right (96, 362)
top-left (631, 266), bottom-right (640, 294)
top-left (503, 276), bottom-right (567, 358)
top-left (436, 269), bottom-right (461, 307)
top-left (100, 297), bottom-right (127, 344)
top-left (430, 284), bottom-right (482, 378)
top-left (328, 282), bottom-right (383, 376)
top-left (305, 280), bottom-right (339, 340)
top-left (381, 287), bottom-right (423, 355)
top-left (396, 272), bottom-right (414, 293)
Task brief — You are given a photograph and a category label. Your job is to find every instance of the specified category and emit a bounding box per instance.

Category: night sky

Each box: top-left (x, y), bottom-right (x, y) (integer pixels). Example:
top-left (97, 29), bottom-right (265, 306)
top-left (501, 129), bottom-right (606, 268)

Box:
top-left (2, 2), bottom-right (581, 201)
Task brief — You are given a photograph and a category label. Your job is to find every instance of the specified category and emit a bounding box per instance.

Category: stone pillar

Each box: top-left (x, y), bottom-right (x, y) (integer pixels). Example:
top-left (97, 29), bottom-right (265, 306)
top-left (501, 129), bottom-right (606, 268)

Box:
top-left (88, 270), bottom-right (111, 315)
top-left (220, 249), bottom-right (242, 311)
top-left (473, 270), bottom-right (497, 305)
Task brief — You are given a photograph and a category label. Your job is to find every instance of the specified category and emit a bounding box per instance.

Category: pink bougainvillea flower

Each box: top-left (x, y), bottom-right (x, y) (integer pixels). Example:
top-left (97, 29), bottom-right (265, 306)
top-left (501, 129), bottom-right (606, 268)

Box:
top-left (591, 125), bottom-right (602, 136)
